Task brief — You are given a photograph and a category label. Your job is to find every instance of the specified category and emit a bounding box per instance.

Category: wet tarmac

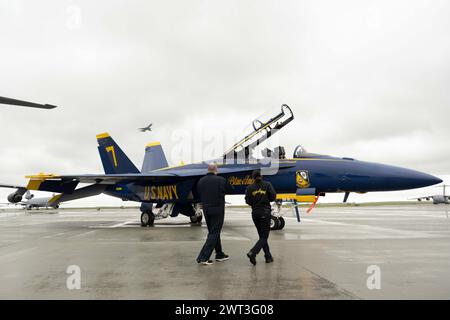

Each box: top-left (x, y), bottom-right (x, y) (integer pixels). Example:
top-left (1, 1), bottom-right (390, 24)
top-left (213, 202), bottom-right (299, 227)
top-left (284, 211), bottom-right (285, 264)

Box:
top-left (0, 205), bottom-right (449, 299)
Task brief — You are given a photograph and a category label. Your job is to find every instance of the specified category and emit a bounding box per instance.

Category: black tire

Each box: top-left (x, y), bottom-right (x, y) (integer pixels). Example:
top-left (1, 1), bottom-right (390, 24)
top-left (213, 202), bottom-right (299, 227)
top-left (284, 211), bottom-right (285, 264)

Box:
top-left (278, 217), bottom-right (285, 230)
top-left (141, 212), bottom-right (155, 227)
top-left (270, 216), bottom-right (280, 230)
top-left (190, 215), bottom-right (203, 224)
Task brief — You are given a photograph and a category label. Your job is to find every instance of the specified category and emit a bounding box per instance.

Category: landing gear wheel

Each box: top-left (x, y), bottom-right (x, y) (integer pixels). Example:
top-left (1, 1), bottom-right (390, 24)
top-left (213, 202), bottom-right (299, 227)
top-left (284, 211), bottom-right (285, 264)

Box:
top-left (270, 216), bottom-right (280, 230)
top-left (190, 215), bottom-right (203, 224)
top-left (141, 212), bottom-right (155, 227)
top-left (278, 217), bottom-right (285, 230)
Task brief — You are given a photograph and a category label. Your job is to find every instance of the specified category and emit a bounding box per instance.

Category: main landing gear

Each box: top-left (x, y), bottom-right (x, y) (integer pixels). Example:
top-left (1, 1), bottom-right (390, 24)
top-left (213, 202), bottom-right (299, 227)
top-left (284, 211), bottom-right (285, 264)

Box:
top-left (190, 215), bottom-right (203, 224)
top-left (140, 203), bottom-right (155, 227)
top-left (270, 216), bottom-right (285, 230)
top-left (270, 200), bottom-right (286, 230)
top-left (190, 203), bottom-right (203, 225)
top-left (139, 202), bottom-right (203, 227)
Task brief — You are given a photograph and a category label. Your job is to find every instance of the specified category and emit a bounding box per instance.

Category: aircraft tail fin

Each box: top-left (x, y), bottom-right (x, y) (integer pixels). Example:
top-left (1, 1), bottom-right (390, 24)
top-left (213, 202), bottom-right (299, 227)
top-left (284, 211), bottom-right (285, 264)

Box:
top-left (96, 133), bottom-right (140, 174)
top-left (142, 142), bottom-right (169, 172)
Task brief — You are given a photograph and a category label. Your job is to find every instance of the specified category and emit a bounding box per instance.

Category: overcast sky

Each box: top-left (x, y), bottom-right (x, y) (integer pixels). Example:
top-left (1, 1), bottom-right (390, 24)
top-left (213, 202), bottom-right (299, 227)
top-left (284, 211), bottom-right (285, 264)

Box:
top-left (1, 0), bottom-right (450, 206)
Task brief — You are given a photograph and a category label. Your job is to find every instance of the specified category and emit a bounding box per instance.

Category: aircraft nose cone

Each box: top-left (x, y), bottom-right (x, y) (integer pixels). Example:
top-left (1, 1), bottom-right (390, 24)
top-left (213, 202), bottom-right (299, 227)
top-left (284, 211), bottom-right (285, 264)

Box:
top-left (408, 172), bottom-right (442, 188)
top-left (338, 161), bottom-right (442, 192)
top-left (386, 167), bottom-right (442, 190)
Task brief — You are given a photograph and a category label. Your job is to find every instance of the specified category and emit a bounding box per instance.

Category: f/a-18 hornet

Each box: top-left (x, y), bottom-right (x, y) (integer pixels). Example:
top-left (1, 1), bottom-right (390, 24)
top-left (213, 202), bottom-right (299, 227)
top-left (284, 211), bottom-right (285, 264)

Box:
top-left (139, 123), bottom-right (152, 132)
top-left (5, 105), bottom-right (441, 229)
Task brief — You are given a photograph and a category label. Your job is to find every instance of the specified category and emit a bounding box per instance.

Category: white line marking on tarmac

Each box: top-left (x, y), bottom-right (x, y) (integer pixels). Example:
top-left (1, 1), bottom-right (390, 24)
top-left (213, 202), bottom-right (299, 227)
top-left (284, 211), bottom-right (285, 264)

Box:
top-left (69, 230), bottom-right (97, 238)
top-left (43, 232), bottom-right (69, 239)
top-left (154, 224), bottom-right (191, 228)
top-left (88, 220), bottom-right (135, 228)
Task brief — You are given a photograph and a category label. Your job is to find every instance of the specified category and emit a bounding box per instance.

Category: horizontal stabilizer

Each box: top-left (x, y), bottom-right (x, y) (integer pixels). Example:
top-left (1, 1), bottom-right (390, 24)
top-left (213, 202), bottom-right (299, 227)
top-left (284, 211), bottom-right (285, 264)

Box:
top-left (26, 176), bottom-right (79, 193)
top-left (48, 184), bottom-right (107, 205)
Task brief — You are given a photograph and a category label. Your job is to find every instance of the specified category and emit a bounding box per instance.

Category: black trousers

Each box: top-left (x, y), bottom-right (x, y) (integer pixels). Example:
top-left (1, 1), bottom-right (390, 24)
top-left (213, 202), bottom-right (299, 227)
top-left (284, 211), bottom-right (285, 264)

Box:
top-left (197, 206), bottom-right (224, 261)
top-left (250, 212), bottom-right (272, 257)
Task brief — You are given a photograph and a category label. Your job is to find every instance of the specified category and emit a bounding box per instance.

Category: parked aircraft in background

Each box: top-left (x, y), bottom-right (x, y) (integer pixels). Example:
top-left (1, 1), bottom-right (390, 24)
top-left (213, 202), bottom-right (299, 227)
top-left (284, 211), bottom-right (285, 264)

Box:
top-left (411, 185), bottom-right (450, 204)
top-left (0, 186), bottom-right (59, 210)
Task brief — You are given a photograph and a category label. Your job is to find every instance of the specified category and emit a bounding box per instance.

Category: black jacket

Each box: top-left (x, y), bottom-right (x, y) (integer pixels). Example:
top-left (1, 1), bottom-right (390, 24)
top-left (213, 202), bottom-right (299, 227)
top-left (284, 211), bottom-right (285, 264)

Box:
top-left (197, 173), bottom-right (234, 209)
top-left (245, 180), bottom-right (276, 213)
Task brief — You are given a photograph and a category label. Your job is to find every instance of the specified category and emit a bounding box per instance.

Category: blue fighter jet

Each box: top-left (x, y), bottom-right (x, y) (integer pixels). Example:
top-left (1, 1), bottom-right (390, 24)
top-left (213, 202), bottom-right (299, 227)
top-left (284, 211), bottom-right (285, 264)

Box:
top-left (8, 105), bottom-right (441, 229)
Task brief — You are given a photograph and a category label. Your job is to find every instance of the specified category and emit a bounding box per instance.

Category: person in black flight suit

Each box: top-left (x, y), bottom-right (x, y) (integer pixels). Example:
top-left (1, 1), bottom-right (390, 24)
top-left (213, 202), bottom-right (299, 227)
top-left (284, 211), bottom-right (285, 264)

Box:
top-left (245, 169), bottom-right (277, 265)
top-left (196, 163), bottom-right (234, 265)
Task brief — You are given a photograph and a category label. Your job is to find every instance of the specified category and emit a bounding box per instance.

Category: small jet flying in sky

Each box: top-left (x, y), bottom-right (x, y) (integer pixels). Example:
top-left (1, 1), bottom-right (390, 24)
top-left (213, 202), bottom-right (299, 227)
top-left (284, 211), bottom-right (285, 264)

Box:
top-left (410, 185), bottom-right (450, 204)
top-left (139, 123), bottom-right (152, 132)
top-left (0, 96), bottom-right (58, 109)
top-left (0, 185), bottom-right (59, 210)
top-left (4, 105), bottom-right (442, 230)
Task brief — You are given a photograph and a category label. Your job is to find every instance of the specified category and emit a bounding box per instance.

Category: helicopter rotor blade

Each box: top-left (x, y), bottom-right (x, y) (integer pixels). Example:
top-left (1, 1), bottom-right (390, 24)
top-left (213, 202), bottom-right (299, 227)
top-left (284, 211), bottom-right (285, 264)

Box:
top-left (0, 96), bottom-right (58, 109)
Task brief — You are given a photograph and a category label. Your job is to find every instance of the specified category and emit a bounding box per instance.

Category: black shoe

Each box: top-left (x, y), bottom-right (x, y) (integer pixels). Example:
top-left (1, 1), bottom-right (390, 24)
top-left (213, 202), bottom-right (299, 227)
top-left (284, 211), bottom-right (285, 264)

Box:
top-left (215, 253), bottom-right (229, 262)
top-left (265, 256), bottom-right (274, 263)
top-left (247, 252), bottom-right (256, 265)
top-left (197, 260), bottom-right (214, 265)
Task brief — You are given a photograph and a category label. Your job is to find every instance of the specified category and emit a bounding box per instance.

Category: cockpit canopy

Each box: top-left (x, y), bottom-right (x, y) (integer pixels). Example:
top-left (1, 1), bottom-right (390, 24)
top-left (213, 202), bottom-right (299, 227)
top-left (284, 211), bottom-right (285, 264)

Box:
top-left (293, 145), bottom-right (308, 158)
top-left (292, 145), bottom-right (332, 159)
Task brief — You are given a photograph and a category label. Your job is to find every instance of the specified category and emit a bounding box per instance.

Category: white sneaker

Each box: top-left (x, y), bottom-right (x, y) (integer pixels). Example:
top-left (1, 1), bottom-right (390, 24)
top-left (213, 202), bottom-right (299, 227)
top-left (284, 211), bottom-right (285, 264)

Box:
top-left (215, 254), bottom-right (230, 262)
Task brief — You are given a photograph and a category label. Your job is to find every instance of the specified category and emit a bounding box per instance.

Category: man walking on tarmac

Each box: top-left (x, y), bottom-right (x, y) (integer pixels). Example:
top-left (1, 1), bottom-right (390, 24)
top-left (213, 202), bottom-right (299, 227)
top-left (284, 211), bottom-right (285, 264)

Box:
top-left (196, 163), bottom-right (234, 265)
top-left (245, 169), bottom-right (277, 265)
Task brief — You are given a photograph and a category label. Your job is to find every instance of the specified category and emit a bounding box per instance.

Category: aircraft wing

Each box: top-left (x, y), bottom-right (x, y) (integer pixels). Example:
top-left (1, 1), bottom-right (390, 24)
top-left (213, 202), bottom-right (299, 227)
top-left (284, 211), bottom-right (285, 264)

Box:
top-left (25, 162), bottom-right (296, 193)
top-left (409, 196), bottom-right (433, 201)
top-left (0, 184), bottom-right (27, 190)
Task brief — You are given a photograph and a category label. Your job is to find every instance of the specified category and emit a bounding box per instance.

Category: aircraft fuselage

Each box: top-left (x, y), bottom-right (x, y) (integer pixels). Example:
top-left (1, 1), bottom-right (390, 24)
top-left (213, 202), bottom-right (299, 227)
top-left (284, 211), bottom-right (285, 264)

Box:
top-left (104, 155), bottom-right (441, 204)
